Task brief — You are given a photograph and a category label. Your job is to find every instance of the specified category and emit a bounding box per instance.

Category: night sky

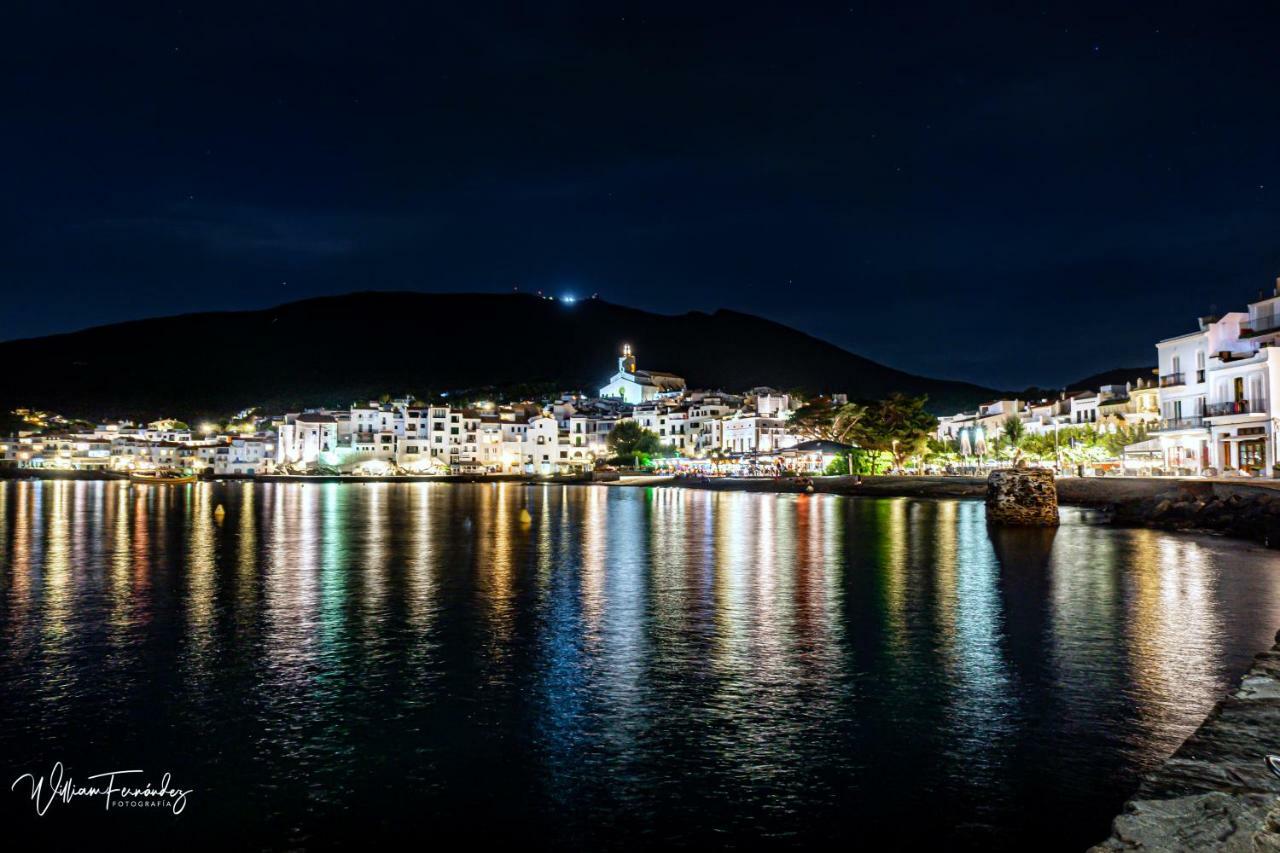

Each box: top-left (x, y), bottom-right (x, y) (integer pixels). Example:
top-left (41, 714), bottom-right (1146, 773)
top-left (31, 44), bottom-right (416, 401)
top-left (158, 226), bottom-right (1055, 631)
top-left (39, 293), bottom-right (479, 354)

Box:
top-left (7, 2), bottom-right (1280, 389)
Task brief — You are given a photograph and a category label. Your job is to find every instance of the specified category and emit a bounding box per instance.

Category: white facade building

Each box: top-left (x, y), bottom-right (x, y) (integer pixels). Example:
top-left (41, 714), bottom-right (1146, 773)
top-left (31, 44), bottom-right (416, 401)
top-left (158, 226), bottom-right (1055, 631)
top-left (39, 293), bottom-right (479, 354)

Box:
top-left (1154, 319), bottom-right (1214, 473)
top-left (598, 345), bottom-right (686, 404)
top-left (278, 412), bottom-right (339, 467)
top-left (1153, 297), bottom-right (1278, 476)
top-left (721, 413), bottom-right (795, 454)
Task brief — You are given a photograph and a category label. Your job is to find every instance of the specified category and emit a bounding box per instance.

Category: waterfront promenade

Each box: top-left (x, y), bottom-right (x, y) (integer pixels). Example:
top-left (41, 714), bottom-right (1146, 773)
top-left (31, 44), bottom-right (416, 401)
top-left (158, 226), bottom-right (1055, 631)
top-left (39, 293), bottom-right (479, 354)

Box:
top-left (625, 472), bottom-right (1280, 504)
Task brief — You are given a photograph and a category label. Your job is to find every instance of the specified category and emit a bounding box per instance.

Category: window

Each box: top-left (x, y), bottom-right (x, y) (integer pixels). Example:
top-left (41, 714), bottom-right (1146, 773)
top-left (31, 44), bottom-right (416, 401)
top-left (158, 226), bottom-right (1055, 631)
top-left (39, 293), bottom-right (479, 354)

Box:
top-left (1240, 440), bottom-right (1265, 470)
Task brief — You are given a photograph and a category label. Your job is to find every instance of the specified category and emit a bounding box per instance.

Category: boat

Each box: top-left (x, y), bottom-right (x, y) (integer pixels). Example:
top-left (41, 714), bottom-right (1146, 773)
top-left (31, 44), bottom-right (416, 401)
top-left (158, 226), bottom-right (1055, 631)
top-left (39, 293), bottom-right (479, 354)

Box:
top-left (129, 469), bottom-right (196, 485)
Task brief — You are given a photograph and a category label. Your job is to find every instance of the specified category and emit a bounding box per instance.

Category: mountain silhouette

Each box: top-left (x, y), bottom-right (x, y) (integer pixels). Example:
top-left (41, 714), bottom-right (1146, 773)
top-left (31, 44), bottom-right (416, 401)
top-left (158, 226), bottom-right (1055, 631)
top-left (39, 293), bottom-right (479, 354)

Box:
top-left (0, 292), bottom-right (997, 419)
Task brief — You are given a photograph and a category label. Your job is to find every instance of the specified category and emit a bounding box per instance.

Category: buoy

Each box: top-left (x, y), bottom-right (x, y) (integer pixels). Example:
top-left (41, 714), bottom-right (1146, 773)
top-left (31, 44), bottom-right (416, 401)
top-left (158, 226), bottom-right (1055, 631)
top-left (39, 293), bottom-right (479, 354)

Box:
top-left (519, 508), bottom-right (532, 524)
top-left (214, 504), bottom-right (226, 521)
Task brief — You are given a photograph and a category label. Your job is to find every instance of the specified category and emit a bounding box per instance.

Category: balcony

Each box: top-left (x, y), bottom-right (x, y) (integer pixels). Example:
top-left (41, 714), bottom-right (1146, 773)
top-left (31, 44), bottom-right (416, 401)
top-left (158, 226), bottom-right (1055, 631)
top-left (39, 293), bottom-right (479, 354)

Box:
top-left (1205, 399), bottom-right (1268, 417)
top-left (1159, 372), bottom-right (1186, 388)
top-left (1241, 314), bottom-right (1280, 338)
top-left (1155, 416), bottom-right (1205, 432)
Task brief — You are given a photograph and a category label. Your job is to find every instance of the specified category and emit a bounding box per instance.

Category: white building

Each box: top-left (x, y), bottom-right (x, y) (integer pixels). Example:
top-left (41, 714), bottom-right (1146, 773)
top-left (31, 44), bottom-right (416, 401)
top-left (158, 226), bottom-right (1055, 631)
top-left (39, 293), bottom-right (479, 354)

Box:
top-left (748, 388), bottom-right (791, 417)
top-left (210, 435), bottom-right (276, 475)
top-left (721, 412), bottom-right (795, 454)
top-left (1154, 318), bottom-right (1215, 473)
top-left (0, 435), bottom-right (113, 469)
top-left (1207, 296), bottom-right (1278, 474)
top-left (277, 412), bottom-right (340, 467)
top-left (519, 415), bottom-right (598, 474)
top-left (1021, 397), bottom-right (1072, 436)
top-left (598, 345), bottom-right (686, 404)
top-left (1153, 297), bottom-right (1277, 476)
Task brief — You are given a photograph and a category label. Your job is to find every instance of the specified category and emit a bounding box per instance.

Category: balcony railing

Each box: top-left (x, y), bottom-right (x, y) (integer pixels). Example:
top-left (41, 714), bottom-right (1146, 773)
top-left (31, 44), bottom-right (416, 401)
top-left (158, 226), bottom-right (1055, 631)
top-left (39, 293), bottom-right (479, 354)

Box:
top-left (1205, 399), bottom-right (1268, 417)
top-left (1242, 314), bottom-right (1280, 337)
top-left (1159, 372), bottom-right (1186, 387)
top-left (1155, 416), bottom-right (1205, 431)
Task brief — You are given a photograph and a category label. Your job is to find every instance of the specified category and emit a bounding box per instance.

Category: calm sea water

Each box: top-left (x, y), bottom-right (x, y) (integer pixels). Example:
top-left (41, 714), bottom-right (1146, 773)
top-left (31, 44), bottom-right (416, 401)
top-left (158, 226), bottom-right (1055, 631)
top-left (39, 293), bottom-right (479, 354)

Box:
top-left (1, 480), bottom-right (1278, 850)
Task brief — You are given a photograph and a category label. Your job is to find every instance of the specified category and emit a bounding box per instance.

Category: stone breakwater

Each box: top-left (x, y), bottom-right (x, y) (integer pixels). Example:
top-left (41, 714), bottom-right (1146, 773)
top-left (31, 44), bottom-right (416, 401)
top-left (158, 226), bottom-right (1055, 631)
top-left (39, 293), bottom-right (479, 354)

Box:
top-left (1091, 631), bottom-right (1280, 851)
top-left (985, 468), bottom-right (1059, 526)
top-left (1106, 481), bottom-right (1280, 547)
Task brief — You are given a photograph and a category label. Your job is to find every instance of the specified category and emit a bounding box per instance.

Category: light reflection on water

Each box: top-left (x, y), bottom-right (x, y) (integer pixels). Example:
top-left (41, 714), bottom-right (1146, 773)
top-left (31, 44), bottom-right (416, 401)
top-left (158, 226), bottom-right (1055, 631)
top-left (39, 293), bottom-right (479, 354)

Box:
top-left (1, 480), bottom-right (1279, 850)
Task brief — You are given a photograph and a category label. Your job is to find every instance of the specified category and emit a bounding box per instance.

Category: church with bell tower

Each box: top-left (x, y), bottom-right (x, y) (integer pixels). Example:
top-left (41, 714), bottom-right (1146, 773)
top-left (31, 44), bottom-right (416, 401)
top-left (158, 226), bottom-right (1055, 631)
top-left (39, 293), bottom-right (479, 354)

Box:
top-left (598, 344), bottom-right (686, 404)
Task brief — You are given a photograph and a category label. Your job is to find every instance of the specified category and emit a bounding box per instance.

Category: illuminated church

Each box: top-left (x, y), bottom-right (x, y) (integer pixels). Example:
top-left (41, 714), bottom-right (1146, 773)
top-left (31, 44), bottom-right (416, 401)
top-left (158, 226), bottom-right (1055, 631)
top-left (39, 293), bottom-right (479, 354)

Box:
top-left (598, 344), bottom-right (686, 404)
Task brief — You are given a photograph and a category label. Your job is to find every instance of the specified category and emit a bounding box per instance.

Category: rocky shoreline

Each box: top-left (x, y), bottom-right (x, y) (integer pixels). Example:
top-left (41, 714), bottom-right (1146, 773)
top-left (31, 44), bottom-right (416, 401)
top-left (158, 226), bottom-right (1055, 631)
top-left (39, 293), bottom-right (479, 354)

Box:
top-left (1105, 481), bottom-right (1280, 547)
top-left (1090, 630), bottom-right (1280, 851)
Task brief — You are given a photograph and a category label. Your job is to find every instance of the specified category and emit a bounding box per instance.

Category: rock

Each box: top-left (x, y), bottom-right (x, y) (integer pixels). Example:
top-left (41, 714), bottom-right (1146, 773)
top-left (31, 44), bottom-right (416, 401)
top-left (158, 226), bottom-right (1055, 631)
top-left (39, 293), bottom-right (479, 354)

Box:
top-left (986, 468), bottom-right (1059, 526)
top-left (1089, 792), bottom-right (1276, 852)
top-left (1093, 634), bottom-right (1280, 851)
top-left (1256, 802), bottom-right (1280, 850)
top-left (1107, 486), bottom-right (1280, 546)
top-left (1180, 481), bottom-right (1217, 500)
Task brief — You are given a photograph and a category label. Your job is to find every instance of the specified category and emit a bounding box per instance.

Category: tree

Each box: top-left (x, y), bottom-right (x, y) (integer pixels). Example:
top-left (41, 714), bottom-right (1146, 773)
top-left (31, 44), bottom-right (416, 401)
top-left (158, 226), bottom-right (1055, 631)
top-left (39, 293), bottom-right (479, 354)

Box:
top-left (1001, 415), bottom-right (1025, 448)
top-left (1014, 423), bottom-right (1148, 468)
top-left (824, 448), bottom-right (879, 475)
top-left (999, 416), bottom-right (1026, 465)
top-left (850, 394), bottom-right (937, 471)
top-left (925, 436), bottom-right (960, 467)
top-left (788, 397), bottom-right (865, 443)
top-left (607, 421), bottom-right (663, 460)
top-left (1099, 423), bottom-right (1149, 457)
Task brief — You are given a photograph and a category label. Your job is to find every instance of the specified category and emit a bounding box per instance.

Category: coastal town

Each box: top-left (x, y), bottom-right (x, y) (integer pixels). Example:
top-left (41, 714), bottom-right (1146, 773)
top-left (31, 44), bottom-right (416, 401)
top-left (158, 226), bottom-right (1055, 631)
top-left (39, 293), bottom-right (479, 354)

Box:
top-left (3, 278), bottom-right (1280, 481)
top-left (12, 6), bottom-right (1280, 852)
top-left (0, 343), bottom-right (836, 478)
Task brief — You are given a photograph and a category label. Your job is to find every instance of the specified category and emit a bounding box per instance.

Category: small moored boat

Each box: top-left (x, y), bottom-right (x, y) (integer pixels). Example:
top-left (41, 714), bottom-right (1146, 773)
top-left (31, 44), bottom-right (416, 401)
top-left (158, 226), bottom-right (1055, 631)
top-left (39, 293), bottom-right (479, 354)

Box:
top-left (129, 469), bottom-right (196, 485)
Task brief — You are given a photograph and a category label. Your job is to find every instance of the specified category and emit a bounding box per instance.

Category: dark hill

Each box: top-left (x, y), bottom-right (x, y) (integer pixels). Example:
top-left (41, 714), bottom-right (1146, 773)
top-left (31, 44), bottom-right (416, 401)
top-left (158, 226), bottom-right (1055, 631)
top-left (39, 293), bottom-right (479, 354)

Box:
top-left (0, 292), bottom-right (996, 419)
